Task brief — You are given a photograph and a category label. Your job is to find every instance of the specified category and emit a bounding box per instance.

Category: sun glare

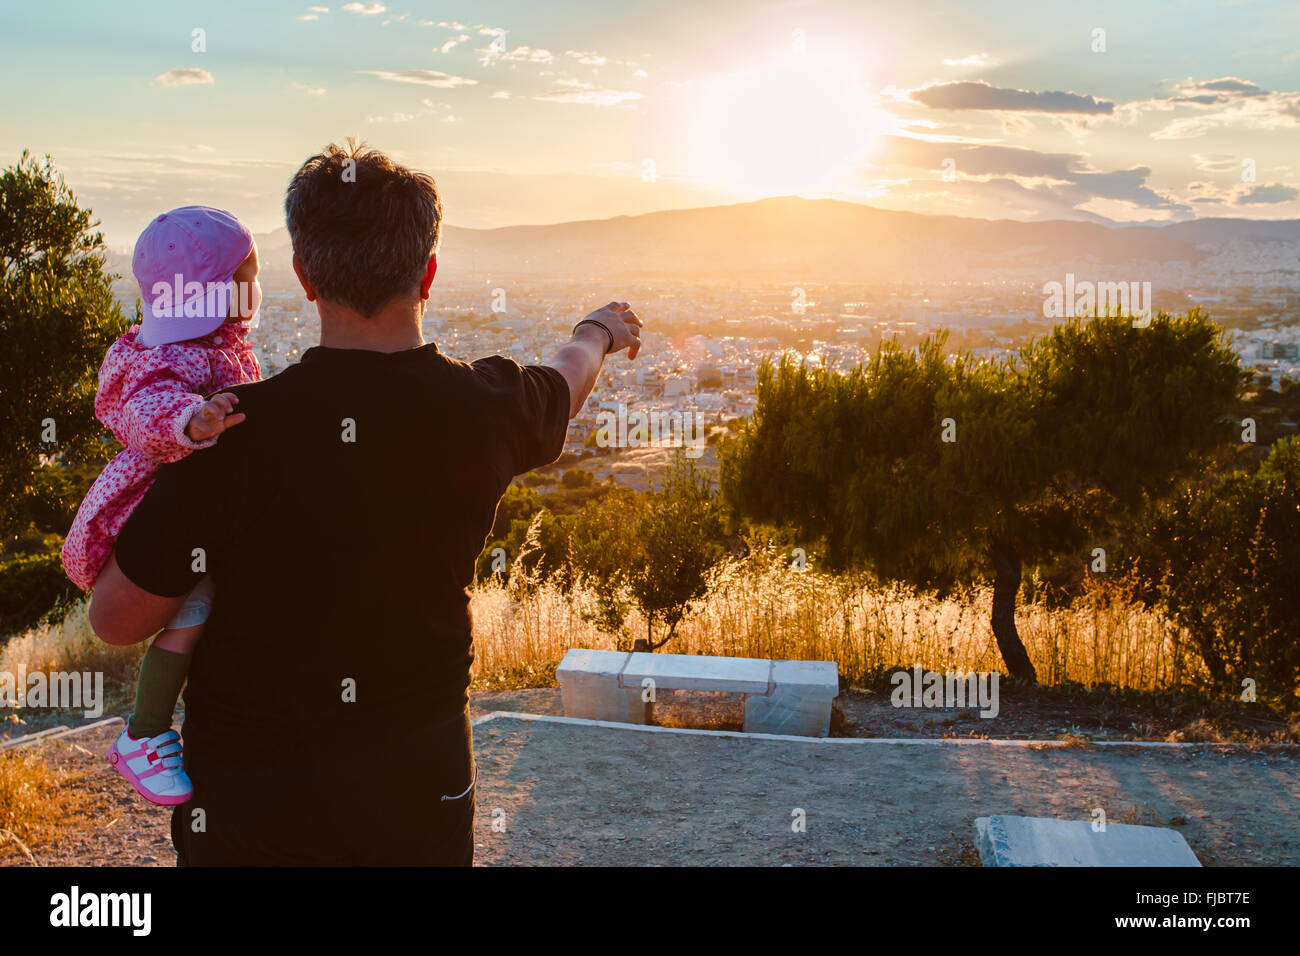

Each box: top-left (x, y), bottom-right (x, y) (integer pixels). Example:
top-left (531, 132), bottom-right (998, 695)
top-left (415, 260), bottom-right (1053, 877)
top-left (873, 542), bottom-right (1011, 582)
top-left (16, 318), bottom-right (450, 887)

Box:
top-left (694, 56), bottom-right (880, 196)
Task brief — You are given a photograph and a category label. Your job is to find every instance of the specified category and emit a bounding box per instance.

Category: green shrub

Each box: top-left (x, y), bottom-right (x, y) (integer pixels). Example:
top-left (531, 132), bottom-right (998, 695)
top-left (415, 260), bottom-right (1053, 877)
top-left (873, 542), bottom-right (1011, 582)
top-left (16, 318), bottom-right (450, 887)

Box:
top-left (1152, 436), bottom-right (1300, 696)
top-left (0, 551), bottom-right (79, 639)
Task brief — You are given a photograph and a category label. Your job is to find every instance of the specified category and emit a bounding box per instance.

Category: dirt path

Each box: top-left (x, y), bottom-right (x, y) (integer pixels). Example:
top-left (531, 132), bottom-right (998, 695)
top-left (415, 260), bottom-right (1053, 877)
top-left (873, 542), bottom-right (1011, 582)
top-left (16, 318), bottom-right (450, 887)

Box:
top-left (4, 692), bottom-right (1297, 866)
top-left (468, 716), bottom-right (1300, 866)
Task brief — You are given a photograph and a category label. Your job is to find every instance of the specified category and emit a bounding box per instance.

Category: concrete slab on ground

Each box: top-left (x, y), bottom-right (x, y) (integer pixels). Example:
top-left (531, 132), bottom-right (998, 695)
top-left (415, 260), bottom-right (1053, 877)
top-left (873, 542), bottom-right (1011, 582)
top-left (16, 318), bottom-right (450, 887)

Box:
top-left (974, 814), bottom-right (1201, 867)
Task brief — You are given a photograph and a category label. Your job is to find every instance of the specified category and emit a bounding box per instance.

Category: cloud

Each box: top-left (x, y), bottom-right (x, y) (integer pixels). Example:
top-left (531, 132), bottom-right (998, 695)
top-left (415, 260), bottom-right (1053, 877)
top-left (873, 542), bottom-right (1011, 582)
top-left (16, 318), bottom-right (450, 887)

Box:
top-left (1192, 153), bottom-right (1240, 174)
top-left (908, 80), bottom-right (1114, 114)
top-left (357, 69), bottom-right (477, 88)
top-left (1115, 76), bottom-right (1300, 139)
top-left (288, 81), bottom-right (326, 96)
top-left (943, 53), bottom-right (996, 68)
top-left (342, 2), bottom-right (385, 13)
top-left (871, 135), bottom-right (1189, 216)
top-left (366, 99), bottom-right (456, 124)
top-left (1169, 76), bottom-right (1268, 105)
top-left (1150, 117), bottom-right (1213, 140)
top-left (479, 44), bottom-right (553, 67)
top-left (566, 50), bottom-right (607, 66)
top-left (533, 78), bottom-right (645, 107)
top-left (438, 34), bottom-right (470, 53)
top-left (149, 68), bottom-right (214, 88)
top-left (1235, 183), bottom-right (1298, 204)
top-left (1184, 179), bottom-right (1299, 207)
top-left (1152, 91), bottom-right (1300, 139)
top-left (1000, 114), bottom-right (1034, 136)
top-left (877, 137), bottom-right (1078, 179)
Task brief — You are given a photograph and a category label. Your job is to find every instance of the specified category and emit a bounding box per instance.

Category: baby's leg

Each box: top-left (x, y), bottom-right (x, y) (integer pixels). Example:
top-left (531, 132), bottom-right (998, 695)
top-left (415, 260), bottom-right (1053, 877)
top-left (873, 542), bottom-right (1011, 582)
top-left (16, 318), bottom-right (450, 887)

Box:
top-left (151, 621), bottom-right (203, 655)
top-left (127, 577), bottom-right (214, 740)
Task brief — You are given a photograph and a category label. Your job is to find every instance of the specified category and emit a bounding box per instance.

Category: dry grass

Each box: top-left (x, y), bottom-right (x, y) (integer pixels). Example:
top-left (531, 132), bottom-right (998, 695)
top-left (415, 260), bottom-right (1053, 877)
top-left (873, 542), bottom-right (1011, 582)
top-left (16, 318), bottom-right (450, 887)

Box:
top-left (1, 601), bottom-right (144, 692)
top-left (0, 748), bottom-right (95, 861)
top-left (0, 601), bottom-right (145, 728)
top-left (1, 551), bottom-right (1206, 708)
top-left (469, 549), bottom-right (1207, 691)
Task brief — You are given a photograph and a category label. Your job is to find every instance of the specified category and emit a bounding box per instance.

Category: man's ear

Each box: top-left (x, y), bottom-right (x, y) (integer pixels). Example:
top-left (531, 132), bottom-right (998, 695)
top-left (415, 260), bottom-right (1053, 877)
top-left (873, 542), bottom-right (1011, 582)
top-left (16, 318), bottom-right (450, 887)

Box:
top-left (292, 254), bottom-right (317, 302)
top-left (419, 254), bottom-right (438, 300)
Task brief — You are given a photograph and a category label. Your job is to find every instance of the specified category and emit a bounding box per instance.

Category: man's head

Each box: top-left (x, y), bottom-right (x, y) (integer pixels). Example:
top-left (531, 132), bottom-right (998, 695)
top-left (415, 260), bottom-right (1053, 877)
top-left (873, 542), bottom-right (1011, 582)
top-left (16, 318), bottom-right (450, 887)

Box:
top-left (285, 140), bottom-right (442, 318)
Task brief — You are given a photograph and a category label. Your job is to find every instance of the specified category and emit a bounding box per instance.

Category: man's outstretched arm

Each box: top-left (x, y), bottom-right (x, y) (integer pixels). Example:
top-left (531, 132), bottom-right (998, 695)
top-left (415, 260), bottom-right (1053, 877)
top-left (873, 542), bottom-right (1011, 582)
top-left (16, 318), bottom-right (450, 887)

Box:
top-left (546, 301), bottom-right (642, 418)
top-left (88, 552), bottom-right (187, 645)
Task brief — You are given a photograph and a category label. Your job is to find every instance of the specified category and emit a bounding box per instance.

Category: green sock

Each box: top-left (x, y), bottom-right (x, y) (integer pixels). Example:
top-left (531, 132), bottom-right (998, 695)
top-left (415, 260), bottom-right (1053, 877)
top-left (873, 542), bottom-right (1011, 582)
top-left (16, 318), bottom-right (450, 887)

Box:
top-left (128, 645), bottom-right (192, 739)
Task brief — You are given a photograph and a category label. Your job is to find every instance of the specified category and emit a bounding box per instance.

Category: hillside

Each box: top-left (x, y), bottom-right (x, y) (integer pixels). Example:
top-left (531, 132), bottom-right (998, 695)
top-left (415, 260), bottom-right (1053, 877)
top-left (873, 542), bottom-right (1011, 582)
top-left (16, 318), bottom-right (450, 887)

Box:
top-left (435, 196), bottom-right (1298, 280)
top-left (109, 198), bottom-right (1300, 285)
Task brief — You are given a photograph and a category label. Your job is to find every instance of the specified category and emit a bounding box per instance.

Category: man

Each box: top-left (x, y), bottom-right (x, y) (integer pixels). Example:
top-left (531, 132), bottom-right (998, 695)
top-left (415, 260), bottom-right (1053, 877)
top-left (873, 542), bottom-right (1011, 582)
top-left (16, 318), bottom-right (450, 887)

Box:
top-left (88, 142), bottom-right (642, 865)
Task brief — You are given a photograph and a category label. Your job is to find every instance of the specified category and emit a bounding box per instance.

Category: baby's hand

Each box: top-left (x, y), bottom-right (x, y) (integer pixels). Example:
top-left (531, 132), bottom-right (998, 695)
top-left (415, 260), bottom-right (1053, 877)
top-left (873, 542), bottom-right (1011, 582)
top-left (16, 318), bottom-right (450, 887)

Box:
top-left (185, 392), bottom-right (245, 443)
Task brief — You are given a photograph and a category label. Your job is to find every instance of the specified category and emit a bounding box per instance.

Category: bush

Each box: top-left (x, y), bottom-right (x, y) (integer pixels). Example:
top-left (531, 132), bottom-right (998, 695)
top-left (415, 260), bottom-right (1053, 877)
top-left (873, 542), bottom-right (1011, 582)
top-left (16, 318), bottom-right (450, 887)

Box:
top-left (569, 455), bottom-right (725, 650)
top-left (1152, 436), bottom-right (1300, 696)
top-left (561, 466), bottom-right (593, 489)
top-left (0, 552), bottom-right (79, 639)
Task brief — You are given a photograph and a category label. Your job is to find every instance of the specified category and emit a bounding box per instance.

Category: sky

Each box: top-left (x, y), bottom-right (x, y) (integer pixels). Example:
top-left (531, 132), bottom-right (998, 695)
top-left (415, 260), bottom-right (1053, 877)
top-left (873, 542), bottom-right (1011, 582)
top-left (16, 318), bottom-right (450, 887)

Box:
top-left (1, 0), bottom-right (1298, 247)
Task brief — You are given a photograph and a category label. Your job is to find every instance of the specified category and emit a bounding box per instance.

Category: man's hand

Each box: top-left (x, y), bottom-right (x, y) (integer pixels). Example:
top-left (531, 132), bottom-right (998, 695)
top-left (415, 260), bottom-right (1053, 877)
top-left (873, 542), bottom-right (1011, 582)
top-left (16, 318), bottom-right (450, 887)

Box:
top-left (549, 300), bottom-right (645, 418)
top-left (186, 393), bottom-right (245, 443)
top-left (579, 301), bottom-right (643, 359)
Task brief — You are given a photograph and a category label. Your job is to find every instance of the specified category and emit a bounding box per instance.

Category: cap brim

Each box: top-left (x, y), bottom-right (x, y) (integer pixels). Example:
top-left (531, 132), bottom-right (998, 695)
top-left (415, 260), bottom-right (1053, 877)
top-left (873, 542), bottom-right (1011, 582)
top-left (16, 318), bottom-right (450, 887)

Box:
top-left (137, 277), bottom-right (234, 347)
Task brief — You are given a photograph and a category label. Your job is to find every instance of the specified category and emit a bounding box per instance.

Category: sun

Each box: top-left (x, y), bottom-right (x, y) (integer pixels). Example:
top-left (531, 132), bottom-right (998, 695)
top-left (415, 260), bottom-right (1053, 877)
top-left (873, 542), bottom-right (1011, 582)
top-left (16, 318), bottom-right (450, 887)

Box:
top-left (693, 55), bottom-right (884, 196)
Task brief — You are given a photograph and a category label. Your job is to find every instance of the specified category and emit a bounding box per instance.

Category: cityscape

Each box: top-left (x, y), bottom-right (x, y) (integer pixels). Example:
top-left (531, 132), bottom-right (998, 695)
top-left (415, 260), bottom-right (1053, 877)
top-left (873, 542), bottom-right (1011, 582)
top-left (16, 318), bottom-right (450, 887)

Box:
top-left (104, 214), bottom-right (1300, 486)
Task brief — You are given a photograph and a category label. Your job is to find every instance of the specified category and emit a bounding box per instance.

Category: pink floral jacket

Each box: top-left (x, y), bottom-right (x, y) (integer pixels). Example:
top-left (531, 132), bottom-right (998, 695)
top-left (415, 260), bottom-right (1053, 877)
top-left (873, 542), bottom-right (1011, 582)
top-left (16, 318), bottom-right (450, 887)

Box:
top-left (61, 323), bottom-right (260, 590)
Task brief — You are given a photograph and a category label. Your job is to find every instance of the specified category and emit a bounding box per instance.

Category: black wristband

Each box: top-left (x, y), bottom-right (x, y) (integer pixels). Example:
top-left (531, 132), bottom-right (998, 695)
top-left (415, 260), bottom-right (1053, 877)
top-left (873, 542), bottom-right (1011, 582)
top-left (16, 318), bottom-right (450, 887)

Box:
top-left (572, 318), bottom-right (615, 354)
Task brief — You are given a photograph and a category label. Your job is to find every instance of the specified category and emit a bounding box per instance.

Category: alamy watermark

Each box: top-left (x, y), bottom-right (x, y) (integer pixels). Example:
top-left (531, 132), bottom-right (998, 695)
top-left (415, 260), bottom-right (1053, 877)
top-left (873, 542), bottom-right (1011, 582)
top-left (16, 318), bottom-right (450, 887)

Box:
top-left (890, 666), bottom-right (999, 718)
top-left (49, 886), bottom-right (150, 936)
top-left (595, 403), bottom-right (706, 459)
top-left (147, 274), bottom-right (256, 320)
top-left (0, 666), bottom-right (103, 718)
top-left (1042, 273), bottom-right (1153, 327)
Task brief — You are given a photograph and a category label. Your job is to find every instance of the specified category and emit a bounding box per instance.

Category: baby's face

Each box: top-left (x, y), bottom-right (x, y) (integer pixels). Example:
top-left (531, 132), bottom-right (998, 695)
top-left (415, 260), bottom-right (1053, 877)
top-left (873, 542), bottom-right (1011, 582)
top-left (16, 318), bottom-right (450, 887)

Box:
top-left (227, 241), bottom-right (261, 321)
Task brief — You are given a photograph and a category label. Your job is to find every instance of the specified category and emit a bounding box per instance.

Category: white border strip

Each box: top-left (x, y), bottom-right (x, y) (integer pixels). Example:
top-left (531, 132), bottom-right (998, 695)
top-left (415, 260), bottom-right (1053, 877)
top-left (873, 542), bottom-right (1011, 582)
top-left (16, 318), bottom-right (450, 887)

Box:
top-left (0, 716), bottom-right (124, 749)
top-left (471, 711), bottom-right (1300, 750)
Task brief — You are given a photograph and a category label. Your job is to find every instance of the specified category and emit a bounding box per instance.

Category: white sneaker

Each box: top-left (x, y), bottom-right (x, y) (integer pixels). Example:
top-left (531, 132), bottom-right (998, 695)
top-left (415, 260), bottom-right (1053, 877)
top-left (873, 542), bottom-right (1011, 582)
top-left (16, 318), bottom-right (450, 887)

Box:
top-left (108, 726), bottom-right (194, 806)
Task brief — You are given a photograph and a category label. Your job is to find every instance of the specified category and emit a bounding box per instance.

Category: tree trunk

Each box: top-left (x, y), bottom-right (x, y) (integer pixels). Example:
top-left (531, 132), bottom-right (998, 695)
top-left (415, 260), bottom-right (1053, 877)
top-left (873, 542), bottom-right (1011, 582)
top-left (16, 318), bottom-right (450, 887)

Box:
top-left (632, 620), bottom-right (675, 653)
top-left (990, 540), bottom-right (1038, 683)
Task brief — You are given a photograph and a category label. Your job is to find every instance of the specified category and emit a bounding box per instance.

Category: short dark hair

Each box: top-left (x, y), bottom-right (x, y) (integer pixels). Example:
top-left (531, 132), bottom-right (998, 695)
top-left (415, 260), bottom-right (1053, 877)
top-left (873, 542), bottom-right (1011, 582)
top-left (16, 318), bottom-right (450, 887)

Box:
top-left (285, 139), bottom-right (442, 317)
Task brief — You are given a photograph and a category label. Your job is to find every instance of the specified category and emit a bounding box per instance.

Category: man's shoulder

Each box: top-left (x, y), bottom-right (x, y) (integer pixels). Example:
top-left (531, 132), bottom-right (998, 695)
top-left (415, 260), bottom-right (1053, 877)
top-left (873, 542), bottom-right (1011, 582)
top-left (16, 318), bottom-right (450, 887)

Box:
top-left (219, 362), bottom-right (317, 414)
top-left (461, 353), bottom-right (565, 393)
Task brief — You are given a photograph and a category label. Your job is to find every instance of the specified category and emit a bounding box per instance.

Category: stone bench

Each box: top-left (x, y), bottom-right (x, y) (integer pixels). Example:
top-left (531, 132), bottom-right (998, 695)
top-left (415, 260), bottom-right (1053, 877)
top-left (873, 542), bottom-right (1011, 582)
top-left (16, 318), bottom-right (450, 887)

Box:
top-left (556, 648), bottom-right (839, 737)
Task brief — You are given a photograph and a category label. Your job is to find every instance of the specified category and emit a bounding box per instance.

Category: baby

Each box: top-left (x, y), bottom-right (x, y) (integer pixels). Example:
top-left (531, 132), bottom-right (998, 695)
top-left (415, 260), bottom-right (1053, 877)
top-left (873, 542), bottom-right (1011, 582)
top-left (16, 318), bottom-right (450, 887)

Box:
top-left (61, 205), bottom-right (261, 805)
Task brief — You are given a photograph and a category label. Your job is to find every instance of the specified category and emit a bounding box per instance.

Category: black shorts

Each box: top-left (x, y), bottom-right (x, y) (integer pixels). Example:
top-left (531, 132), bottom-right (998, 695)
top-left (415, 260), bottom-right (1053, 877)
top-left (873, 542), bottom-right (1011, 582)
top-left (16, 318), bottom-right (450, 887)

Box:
top-left (172, 707), bottom-right (476, 866)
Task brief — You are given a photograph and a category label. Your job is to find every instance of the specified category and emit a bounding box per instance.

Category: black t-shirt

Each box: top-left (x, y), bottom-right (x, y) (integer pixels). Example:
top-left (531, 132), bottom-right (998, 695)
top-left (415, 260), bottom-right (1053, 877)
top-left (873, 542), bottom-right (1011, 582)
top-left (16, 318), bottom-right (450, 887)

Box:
top-left (116, 342), bottom-right (569, 739)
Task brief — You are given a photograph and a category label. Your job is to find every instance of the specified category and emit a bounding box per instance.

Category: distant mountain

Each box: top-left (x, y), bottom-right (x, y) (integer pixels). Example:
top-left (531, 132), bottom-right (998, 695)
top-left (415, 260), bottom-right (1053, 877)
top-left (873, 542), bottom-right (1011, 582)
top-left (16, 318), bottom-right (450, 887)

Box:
top-left (253, 226), bottom-right (292, 254)
top-left (1156, 218), bottom-right (1300, 244)
top-left (436, 197), bottom-right (1300, 281)
top-left (112, 198), bottom-right (1300, 285)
